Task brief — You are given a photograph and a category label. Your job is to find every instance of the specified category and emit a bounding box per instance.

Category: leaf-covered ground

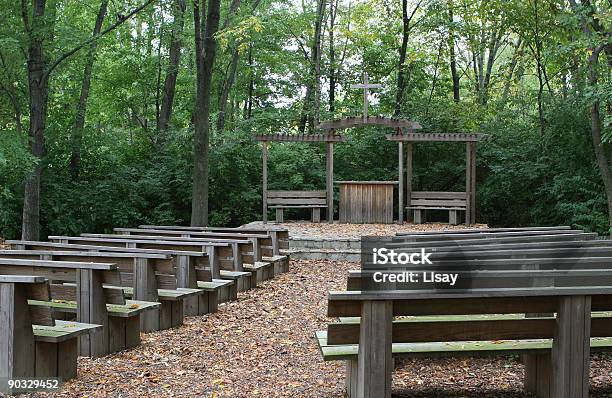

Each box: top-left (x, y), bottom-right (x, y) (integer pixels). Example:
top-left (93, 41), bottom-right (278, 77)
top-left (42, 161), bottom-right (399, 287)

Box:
top-left (10, 259), bottom-right (612, 397)
top-left (247, 221), bottom-right (490, 239)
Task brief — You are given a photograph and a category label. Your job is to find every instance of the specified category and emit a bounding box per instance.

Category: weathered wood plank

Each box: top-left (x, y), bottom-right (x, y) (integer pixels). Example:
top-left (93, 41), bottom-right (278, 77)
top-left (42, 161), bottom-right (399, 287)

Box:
top-left (356, 300), bottom-right (393, 398)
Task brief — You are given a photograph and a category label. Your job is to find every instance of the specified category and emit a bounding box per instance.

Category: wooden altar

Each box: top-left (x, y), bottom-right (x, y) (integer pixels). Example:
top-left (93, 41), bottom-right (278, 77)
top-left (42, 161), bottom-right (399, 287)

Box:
top-left (336, 181), bottom-right (398, 224)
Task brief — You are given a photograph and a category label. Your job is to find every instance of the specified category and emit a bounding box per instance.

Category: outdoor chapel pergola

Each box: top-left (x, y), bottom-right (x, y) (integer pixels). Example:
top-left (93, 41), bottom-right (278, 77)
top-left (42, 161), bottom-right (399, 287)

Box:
top-left (254, 74), bottom-right (487, 225)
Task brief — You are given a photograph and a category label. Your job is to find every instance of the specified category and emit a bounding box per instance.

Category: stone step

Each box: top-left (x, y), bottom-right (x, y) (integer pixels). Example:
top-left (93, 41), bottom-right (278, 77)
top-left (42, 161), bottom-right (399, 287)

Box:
top-left (289, 237), bottom-right (361, 251)
top-left (288, 249), bottom-right (360, 262)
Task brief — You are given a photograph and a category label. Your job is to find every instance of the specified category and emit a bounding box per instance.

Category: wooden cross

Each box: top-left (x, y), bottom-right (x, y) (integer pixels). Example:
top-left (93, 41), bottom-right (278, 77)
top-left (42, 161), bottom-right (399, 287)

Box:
top-left (351, 72), bottom-right (382, 121)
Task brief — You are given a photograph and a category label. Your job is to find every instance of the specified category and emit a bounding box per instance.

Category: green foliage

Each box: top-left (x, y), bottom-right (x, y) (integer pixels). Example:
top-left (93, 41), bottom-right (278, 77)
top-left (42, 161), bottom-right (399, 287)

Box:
top-left (1, 0), bottom-right (612, 237)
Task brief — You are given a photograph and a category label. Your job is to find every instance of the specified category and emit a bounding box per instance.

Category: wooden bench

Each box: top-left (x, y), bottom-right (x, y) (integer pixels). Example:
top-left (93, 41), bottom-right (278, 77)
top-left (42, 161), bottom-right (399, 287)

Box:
top-left (137, 224), bottom-right (291, 257)
top-left (395, 225), bottom-right (573, 236)
top-left (267, 190), bottom-right (327, 223)
top-left (321, 231), bottom-right (612, 397)
top-left (0, 250), bottom-right (201, 332)
top-left (392, 228), bottom-right (587, 243)
top-left (5, 241), bottom-right (224, 316)
top-left (386, 231), bottom-right (598, 249)
top-left (321, 286), bottom-right (612, 398)
top-left (407, 191), bottom-right (467, 225)
top-left (0, 259), bottom-right (158, 357)
top-left (115, 227), bottom-right (290, 275)
top-left (74, 233), bottom-right (266, 285)
top-left (0, 275), bottom-right (101, 392)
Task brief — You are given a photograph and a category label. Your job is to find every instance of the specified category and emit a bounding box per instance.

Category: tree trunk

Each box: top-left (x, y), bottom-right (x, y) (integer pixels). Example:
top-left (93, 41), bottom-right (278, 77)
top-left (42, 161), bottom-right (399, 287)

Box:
top-left (447, 0), bottom-right (459, 102)
top-left (313, 0), bottom-right (325, 125)
top-left (328, 0), bottom-right (338, 115)
top-left (588, 48), bottom-right (612, 231)
top-left (191, 0), bottom-right (222, 226)
top-left (69, 0), bottom-right (109, 179)
top-left (394, 0), bottom-right (420, 117)
top-left (21, 0), bottom-right (153, 238)
top-left (158, 0), bottom-right (186, 134)
top-left (245, 41), bottom-right (254, 119)
top-left (22, 0), bottom-right (52, 240)
top-left (568, 0), bottom-right (612, 231)
top-left (394, 0), bottom-right (409, 117)
top-left (299, 0), bottom-right (325, 133)
top-left (217, 0), bottom-right (262, 132)
top-left (501, 38), bottom-right (522, 103)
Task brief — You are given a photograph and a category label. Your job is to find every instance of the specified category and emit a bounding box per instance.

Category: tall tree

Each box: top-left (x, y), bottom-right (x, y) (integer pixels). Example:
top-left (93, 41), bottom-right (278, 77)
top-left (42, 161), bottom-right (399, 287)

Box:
top-left (158, 0), bottom-right (187, 134)
top-left (192, 0), bottom-right (222, 226)
top-left (69, 0), bottom-right (109, 179)
top-left (327, 0), bottom-right (338, 115)
top-left (447, 0), bottom-right (460, 102)
top-left (20, 0), bottom-right (154, 239)
top-left (569, 0), bottom-right (612, 232)
top-left (298, 0), bottom-right (325, 133)
top-left (217, 0), bottom-right (263, 133)
top-left (394, 0), bottom-right (421, 117)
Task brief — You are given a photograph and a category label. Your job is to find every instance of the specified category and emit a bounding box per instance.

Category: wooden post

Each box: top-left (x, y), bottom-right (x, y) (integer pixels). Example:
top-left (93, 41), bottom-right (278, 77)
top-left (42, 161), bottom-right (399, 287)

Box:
top-left (262, 142), bottom-right (268, 224)
top-left (133, 258), bottom-right (160, 332)
top-left (77, 269), bottom-right (109, 357)
top-left (465, 142), bottom-right (471, 226)
top-left (357, 300), bottom-right (393, 398)
top-left (0, 282), bottom-right (36, 383)
top-left (406, 142), bottom-right (413, 223)
top-left (398, 139), bottom-right (404, 224)
top-left (551, 295), bottom-right (591, 398)
top-left (326, 141), bottom-right (334, 223)
top-left (206, 246), bottom-right (221, 280)
top-left (231, 243), bottom-right (244, 271)
top-left (470, 142), bottom-right (476, 224)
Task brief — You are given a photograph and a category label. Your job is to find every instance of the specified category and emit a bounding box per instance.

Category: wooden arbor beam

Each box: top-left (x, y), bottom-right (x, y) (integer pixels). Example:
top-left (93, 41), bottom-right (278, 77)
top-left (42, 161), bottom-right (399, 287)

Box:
top-left (327, 140), bottom-right (334, 223)
top-left (262, 142), bottom-right (268, 224)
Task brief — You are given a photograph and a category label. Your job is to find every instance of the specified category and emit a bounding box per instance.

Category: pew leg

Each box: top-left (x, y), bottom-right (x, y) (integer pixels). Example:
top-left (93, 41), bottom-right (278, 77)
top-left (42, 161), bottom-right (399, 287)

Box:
top-left (312, 208), bottom-right (321, 223)
top-left (346, 359), bottom-right (358, 398)
top-left (208, 292), bottom-right (219, 313)
top-left (551, 295), bottom-right (591, 398)
top-left (524, 353), bottom-right (551, 398)
top-left (125, 316), bottom-right (141, 349)
top-left (357, 300), bottom-right (393, 398)
top-left (184, 295), bottom-right (199, 316)
top-left (140, 306), bottom-right (160, 332)
top-left (171, 300), bottom-right (184, 328)
top-left (275, 208), bottom-right (284, 223)
top-left (34, 342), bottom-right (58, 378)
top-left (228, 282), bottom-right (238, 301)
top-left (413, 209), bottom-right (423, 224)
top-left (449, 210), bottom-right (458, 225)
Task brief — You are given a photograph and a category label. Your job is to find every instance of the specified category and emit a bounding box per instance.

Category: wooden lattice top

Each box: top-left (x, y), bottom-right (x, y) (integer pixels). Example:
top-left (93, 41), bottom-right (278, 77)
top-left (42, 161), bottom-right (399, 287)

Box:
top-left (385, 132), bottom-right (487, 142)
top-left (316, 116), bottom-right (422, 131)
top-left (253, 134), bottom-right (347, 142)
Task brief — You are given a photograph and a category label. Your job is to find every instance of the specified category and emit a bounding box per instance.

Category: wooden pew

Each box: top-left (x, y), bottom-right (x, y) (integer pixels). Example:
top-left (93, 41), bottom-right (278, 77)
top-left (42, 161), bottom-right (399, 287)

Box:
top-left (0, 275), bottom-right (101, 392)
top-left (385, 232), bottom-right (597, 249)
top-left (0, 258), bottom-right (158, 357)
top-left (137, 224), bottom-right (290, 257)
top-left (325, 231), bottom-right (612, 397)
top-left (322, 286), bottom-right (612, 398)
top-left (72, 233), bottom-right (263, 289)
top-left (74, 233), bottom-right (269, 282)
top-left (113, 227), bottom-right (289, 275)
top-left (407, 191), bottom-right (467, 225)
top-left (391, 228), bottom-right (588, 242)
top-left (0, 250), bottom-right (201, 332)
top-left (395, 226), bottom-right (573, 236)
top-left (4, 240), bottom-right (227, 315)
top-left (47, 235), bottom-right (235, 280)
